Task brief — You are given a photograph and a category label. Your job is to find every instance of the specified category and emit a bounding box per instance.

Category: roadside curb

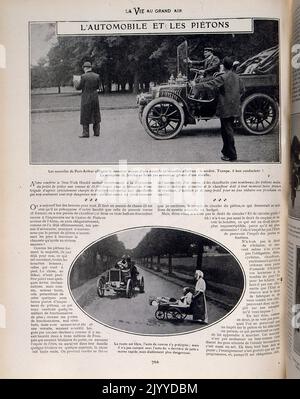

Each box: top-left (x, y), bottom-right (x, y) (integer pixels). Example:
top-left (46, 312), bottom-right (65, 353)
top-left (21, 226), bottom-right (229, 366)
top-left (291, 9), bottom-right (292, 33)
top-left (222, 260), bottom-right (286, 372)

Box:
top-left (31, 105), bottom-right (138, 113)
top-left (71, 276), bottom-right (99, 308)
top-left (137, 264), bottom-right (233, 311)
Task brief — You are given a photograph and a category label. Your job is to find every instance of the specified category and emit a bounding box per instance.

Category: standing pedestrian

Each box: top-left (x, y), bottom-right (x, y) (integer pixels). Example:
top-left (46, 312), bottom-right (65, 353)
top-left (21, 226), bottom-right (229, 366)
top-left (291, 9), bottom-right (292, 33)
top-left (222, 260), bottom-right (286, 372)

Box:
top-left (76, 61), bottom-right (101, 138)
top-left (193, 56), bottom-right (244, 161)
top-left (191, 270), bottom-right (208, 324)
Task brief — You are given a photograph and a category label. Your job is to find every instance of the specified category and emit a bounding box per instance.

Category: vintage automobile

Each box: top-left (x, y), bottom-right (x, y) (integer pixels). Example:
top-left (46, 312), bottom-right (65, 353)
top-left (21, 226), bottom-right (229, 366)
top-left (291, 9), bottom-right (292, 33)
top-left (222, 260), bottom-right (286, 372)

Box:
top-left (137, 41), bottom-right (279, 140)
top-left (97, 264), bottom-right (145, 298)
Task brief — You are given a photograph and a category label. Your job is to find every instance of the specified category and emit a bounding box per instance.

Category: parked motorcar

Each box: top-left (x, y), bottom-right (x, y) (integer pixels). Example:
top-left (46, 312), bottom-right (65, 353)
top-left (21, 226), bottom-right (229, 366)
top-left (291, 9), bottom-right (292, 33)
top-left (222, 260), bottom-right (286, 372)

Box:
top-left (137, 41), bottom-right (279, 140)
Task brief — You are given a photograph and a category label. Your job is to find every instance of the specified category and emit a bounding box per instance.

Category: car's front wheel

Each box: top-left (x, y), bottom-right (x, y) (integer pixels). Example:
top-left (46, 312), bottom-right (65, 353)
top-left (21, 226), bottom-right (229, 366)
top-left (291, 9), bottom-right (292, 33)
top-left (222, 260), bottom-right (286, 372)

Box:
top-left (126, 279), bottom-right (133, 298)
top-left (97, 279), bottom-right (105, 297)
top-left (142, 97), bottom-right (185, 140)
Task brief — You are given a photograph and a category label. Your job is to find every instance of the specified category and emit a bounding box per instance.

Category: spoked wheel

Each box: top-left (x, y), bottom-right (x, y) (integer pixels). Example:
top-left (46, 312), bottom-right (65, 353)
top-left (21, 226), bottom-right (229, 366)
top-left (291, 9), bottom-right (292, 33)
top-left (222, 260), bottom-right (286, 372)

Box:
top-left (97, 279), bottom-right (105, 297)
top-left (241, 93), bottom-right (279, 135)
top-left (155, 310), bottom-right (165, 320)
top-left (126, 279), bottom-right (133, 298)
top-left (166, 309), bottom-right (184, 321)
top-left (142, 97), bottom-right (185, 140)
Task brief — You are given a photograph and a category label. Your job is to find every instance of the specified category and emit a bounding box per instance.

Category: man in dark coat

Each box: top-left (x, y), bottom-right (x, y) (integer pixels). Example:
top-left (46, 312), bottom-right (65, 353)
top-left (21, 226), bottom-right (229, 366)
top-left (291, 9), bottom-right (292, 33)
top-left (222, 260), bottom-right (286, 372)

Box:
top-left (188, 47), bottom-right (220, 101)
top-left (128, 258), bottom-right (139, 285)
top-left (188, 47), bottom-right (220, 78)
top-left (76, 61), bottom-right (101, 138)
top-left (194, 56), bottom-right (244, 161)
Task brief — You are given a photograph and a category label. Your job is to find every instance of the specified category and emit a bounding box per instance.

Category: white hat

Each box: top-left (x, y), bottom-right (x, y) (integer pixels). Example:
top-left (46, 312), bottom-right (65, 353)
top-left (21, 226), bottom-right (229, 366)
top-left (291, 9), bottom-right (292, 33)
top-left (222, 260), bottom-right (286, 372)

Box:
top-left (195, 270), bottom-right (204, 279)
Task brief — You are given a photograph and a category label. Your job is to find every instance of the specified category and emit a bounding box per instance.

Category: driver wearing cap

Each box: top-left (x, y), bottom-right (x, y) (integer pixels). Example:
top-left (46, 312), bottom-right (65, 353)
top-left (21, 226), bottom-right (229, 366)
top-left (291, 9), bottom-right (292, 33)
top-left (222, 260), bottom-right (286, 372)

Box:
top-left (188, 47), bottom-right (221, 78)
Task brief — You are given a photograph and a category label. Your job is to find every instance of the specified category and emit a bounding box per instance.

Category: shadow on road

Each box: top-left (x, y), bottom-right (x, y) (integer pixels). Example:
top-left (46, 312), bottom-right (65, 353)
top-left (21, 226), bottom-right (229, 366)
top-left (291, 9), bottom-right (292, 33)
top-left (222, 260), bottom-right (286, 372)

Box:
top-left (180, 126), bottom-right (221, 138)
top-left (100, 289), bottom-right (146, 300)
top-left (181, 125), bottom-right (277, 138)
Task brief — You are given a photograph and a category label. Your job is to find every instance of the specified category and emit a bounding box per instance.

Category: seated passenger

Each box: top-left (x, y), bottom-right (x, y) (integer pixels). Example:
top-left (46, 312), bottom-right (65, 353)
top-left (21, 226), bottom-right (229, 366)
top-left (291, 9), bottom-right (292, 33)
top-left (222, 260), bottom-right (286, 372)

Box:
top-left (116, 255), bottom-right (128, 270)
top-left (128, 258), bottom-right (139, 285)
top-left (173, 287), bottom-right (193, 308)
top-left (154, 287), bottom-right (193, 308)
top-left (187, 47), bottom-right (221, 101)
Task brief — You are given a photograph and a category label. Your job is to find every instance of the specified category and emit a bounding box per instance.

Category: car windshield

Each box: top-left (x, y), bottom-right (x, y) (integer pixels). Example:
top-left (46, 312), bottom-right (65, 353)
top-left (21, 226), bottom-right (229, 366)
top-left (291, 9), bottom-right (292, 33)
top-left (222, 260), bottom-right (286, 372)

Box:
top-left (177, 40), bottom-right (188, 78)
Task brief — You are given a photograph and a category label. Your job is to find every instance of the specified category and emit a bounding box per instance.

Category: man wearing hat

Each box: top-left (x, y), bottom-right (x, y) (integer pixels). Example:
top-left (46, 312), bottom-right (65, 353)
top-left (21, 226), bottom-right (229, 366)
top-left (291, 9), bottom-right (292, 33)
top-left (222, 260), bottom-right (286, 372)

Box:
top-left (188, 47), bottom-right (220, 78)
top-left (188, 48), bottom-right (221, 101)
top-left (192, 56), bottom-right (244, 161)
top-left (75, 61), bottom-right (101, 138)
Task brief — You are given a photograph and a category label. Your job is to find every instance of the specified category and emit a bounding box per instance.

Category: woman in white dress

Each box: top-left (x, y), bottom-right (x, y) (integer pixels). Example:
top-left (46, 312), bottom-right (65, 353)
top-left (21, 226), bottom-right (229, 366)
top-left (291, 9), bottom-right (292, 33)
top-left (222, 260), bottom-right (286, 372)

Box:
top-left (191, 270), bottom-right (208, 323)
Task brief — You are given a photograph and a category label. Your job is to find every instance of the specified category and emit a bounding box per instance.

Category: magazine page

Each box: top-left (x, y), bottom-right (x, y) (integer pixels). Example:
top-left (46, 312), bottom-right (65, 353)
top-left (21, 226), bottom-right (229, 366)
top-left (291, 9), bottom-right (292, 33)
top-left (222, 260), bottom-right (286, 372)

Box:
top-left (0, 0), bottom-right (290, 379)
top-left (287, 0), bottom-right (300, 380)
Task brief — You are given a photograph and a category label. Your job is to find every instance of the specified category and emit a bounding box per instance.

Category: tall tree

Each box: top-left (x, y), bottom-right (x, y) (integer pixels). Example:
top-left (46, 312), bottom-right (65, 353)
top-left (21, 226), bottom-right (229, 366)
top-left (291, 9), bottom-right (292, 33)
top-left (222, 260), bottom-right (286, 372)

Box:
top-left (40, 20), bottom-right (279, 93)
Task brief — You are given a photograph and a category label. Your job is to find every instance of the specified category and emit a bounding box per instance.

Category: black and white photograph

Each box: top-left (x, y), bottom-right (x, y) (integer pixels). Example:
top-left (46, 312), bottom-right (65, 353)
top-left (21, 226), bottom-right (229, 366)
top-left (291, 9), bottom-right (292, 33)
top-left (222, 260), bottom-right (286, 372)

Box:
top-left (30, 19), bottom-right (280, 164)
top-left (69, 227), bottom-right (245, 335)
top-left (290, 114), bottom-right (300, 218)
top-left (294, 247), bottom-right (300, 355)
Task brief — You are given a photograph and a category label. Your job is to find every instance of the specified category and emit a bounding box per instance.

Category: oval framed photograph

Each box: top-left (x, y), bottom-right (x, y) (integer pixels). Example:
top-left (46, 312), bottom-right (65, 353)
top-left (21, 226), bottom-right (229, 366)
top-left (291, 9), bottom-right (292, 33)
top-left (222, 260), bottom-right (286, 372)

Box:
top-left (68, 226), bottom-right (245, 336)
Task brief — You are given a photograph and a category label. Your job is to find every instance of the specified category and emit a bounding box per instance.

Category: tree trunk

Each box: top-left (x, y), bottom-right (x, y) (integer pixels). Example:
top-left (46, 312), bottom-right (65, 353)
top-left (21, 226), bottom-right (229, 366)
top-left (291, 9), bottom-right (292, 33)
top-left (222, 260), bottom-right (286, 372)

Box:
top-left (99, 253), bottom-right (106, 270)
top-left (100, 79), bottom-right (105, 93)
top-left (58, 84), bottom-right (61, 94)
top-left (150, 255), bottom-right (153, 269)
top-left (133, 70), bottom-right (139, 94)
top-left (168, 254), bottom-right (173, 275)
top-left (97, 252), bottom-right (103, 273)
top-left (128, 81), bottom-right (134, 93)
top-left (104, 83), bottom-right (111, 93)
top-left (196, 241), bottom-right (204, 271)
top-left (104, 74), bottom-right (112, 93)
top-left (92, 249), bottom-right (97, 268)
top-left (120, 82), bottom-right (126, 92)
top-left (156, 255), bottom-right (161, 272)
